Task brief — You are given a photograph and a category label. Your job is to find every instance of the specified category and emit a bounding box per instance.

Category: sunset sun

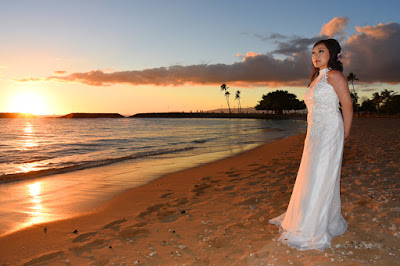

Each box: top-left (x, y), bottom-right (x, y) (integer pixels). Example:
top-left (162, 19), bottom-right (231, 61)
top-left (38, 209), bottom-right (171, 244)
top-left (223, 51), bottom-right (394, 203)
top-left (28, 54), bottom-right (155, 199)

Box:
top-left (9, 92), bottom-right (48, 115)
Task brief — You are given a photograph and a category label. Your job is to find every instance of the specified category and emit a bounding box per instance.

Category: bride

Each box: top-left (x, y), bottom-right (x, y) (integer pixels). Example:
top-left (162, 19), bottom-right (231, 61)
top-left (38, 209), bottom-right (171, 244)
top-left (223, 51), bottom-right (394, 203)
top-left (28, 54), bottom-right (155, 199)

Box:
top-left (269, 39), bottom-right (353, 250)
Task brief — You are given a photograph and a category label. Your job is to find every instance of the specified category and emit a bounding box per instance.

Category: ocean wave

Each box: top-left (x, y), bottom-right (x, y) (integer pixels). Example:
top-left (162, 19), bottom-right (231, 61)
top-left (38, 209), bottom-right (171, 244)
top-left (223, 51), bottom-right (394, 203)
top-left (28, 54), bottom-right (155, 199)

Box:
top-left (0, 146), bottom-right (196, 184)
top-left (192, 139), bottom-right (207, 144)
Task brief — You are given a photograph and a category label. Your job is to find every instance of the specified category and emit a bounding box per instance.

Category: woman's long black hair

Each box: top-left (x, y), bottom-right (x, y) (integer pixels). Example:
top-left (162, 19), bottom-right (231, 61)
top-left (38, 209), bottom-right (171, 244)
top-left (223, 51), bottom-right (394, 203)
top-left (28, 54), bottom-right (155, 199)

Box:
top-left (310, 39), bottom-right (343, 83)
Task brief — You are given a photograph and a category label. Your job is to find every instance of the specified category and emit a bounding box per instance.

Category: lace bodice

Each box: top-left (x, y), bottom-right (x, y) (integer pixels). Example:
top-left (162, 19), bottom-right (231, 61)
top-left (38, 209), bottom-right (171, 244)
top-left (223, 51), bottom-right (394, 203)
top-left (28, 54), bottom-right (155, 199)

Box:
top-left (305, 68), bottom-right (342, 139)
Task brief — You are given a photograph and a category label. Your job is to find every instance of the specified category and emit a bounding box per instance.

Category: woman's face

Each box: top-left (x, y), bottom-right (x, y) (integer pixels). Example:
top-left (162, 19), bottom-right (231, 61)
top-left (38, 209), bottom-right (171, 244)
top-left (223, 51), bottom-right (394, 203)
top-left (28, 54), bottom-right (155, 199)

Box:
top-left (312, 43), bottom-right (330, 70)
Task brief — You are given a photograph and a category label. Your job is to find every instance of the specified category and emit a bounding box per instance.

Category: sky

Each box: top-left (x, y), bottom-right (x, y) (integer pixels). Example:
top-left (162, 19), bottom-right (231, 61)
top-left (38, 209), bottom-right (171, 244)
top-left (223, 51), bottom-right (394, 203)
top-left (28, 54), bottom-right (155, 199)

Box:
top-left (0, 0), bottom-right (399, 115)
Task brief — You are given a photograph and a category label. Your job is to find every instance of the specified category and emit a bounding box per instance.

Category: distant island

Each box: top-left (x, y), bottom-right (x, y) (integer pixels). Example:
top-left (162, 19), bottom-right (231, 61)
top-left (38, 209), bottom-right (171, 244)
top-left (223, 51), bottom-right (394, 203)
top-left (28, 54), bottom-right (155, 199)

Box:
top-left (0, 113), bottom-right (36, 118)
top-left (60, 113), bottom-right (125, 118)
top-left (131, 112), bottom-right (307, 120)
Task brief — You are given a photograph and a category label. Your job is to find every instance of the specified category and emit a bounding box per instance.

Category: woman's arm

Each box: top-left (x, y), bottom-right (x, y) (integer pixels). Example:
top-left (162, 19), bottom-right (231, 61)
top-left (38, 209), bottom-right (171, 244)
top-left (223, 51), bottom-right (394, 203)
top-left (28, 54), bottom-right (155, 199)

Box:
top-left (328, 70), bottom-right (353, 141)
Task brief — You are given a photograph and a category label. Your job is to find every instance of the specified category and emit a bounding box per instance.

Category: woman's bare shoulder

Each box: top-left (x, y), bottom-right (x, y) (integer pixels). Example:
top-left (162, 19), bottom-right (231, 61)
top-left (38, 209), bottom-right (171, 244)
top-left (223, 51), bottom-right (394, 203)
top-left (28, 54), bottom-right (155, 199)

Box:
top-left (327, 70), bottom-right (347, 86)
top-left (328, 70), bottom-right (345, 81)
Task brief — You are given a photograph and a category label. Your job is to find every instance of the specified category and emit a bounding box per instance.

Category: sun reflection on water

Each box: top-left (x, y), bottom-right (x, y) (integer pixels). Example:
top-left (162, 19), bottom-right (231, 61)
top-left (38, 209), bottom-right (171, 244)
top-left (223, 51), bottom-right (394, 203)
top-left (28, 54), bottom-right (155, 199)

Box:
top-left (26, 182), bottom-right (47, 225)
top-left (22, 122), bottom-right (38, 150)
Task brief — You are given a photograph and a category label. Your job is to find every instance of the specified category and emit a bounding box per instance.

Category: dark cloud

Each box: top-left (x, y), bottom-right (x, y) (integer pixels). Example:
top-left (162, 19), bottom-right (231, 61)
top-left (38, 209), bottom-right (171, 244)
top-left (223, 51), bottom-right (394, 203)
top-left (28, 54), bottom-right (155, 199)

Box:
top-left (45, 52), bottom-right (311, 87)
top-left (18, 20), bottom-right (400, 87)
top-left (342, 22), bottom-right (400, 83)
top-left (361, 88), bottom-right (376, 92)
top-left (254, 32), bottom-right (287, 42)
top-left (272, 36), bottom-right (326, 56)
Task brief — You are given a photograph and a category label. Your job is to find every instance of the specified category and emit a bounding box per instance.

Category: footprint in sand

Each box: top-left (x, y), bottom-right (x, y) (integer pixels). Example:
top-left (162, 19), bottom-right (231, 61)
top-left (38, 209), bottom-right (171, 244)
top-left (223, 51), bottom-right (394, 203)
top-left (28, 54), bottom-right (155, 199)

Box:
top-left (173, 197), bottom-right (189, 206)
top-left (117, 228), bottom-right (150, 241)
top-left (137, 203), bottom-right (167, 218)
top-left (191, 183), bottom-right (211, 196)
top-left (161, 192), bottom-right (174, 198)
top-left (72, 231), bottom-right (97, 243)
top-left (22, 251), bottom-right (64, 266)
top-left (157, 210), bottom-right (180, 223)
top-left (222, 185), bottom-right (235, 191)
top-left (69, 239), bottom-right (108, 256)
top-left (127, 221), bottom-right (148, 228)
top-left (227, 172), bottom-right (241, 177)
top-left (102, 218), bottom-right (127, 231)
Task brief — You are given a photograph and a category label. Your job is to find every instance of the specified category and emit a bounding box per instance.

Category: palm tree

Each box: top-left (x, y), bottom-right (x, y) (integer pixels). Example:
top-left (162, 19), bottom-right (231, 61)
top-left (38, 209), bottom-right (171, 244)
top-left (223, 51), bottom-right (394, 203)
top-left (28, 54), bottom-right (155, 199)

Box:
top-left (372, 92), bottom-right (383, 113)
top-left (220, 83), bottom-right (231, 113)
top-left (380, 89), bottom-right (395, 104)
top-left (347, 73), bottom-right (359, 94)
top-left (235, 90), bottom-right (241, 113)
top-left (380, 89), bottom-right (397, 113)
top-left (347, 73), bottom-right (359, 113)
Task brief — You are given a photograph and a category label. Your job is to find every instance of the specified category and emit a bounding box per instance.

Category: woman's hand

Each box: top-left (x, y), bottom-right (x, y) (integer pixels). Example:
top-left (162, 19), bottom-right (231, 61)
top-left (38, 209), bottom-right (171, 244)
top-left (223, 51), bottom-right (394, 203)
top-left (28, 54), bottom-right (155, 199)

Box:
top-left (344, 128), bottom-right (351, 143)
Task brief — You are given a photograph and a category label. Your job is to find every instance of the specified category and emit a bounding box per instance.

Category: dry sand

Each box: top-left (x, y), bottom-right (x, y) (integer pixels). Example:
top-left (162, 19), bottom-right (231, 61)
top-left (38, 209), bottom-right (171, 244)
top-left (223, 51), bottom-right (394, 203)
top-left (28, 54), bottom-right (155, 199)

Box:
top-left (0, 118), bottom-right (399, 265)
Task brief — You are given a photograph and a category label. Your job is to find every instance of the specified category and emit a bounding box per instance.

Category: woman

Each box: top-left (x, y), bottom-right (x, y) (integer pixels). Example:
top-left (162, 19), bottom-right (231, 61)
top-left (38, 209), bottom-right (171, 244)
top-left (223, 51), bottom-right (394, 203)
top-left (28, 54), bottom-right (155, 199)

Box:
top-left (269, 39), bottom-right (353, 250)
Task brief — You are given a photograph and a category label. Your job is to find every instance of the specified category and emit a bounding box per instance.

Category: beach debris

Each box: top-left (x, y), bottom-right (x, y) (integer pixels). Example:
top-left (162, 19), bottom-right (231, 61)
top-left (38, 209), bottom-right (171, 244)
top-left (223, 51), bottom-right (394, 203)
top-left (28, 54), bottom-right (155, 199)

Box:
top-left (109, 246), bottom-right (112, 249)
top-left (178, 245), bottom-right (187, 249)
top-left (133, 261), bottom-right (140, 264)
top-left (43, 227), bottom-right (47, 234)
top-left (73, 229), bottom-right (78, 234)
top-left (180, 210), bottom-right (186, 214)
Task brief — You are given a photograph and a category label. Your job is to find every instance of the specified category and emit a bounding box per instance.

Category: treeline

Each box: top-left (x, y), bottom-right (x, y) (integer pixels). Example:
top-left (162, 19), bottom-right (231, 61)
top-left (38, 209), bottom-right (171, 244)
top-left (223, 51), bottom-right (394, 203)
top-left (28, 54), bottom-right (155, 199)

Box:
top-left (356, 89), bottom-right (399, 114)
top-left (254, 90), bottom-right (305, 115)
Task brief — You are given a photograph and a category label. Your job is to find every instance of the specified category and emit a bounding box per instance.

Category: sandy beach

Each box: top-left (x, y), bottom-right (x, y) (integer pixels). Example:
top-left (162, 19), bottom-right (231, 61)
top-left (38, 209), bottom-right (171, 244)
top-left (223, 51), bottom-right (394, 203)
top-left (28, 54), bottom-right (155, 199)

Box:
top-left (0, 118), bottom-right (399, 265)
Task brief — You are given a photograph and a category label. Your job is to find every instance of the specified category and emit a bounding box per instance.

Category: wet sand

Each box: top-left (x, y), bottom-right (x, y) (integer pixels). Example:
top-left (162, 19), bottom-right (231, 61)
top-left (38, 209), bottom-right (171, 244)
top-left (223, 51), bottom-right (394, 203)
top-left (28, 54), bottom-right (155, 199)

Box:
top-left (0, 118), bottom-right (399, 265)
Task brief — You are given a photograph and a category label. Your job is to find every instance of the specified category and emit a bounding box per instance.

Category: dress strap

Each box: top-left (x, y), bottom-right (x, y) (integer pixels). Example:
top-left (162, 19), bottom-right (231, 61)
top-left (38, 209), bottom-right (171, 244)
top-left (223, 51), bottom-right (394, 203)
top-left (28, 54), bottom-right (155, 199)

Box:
top-left (321, 68), bottom-right (330, 83)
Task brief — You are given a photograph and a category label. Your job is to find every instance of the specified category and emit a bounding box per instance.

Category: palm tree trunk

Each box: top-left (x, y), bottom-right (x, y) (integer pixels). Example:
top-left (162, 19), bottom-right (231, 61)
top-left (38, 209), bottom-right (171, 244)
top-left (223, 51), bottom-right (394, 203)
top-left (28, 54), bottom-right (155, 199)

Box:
top-left (351, 81), bottom-right (359, 114)
top-left (226, 96), bottom-right (231, 113)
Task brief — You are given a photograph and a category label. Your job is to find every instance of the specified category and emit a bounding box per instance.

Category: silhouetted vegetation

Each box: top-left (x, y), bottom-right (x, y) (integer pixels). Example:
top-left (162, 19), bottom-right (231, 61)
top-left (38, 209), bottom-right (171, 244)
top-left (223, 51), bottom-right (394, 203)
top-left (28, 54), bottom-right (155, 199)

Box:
top-left (347, 73), bottom-right (359, 113)
top-left (220, 84), bottom-right (231, 113)
top-left (235, 90), bottom-right (242, 113)
top-left (359, 89), bottom-right (399, 114)
top-left (255, 90), bottom-right (306, 115)
top-left (131, 112), bottom-right (306, 120)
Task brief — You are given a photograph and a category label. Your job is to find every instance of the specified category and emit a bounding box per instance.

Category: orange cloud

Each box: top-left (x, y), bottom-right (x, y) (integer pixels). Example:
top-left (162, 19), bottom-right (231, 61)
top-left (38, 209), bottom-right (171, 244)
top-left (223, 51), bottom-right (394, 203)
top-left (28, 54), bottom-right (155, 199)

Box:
top-left (54, 70), bottom-right (67, 74)
top-left (243, 52), bottom-right (262, 61)
top-left (320, 17), bottom-right (349, 38)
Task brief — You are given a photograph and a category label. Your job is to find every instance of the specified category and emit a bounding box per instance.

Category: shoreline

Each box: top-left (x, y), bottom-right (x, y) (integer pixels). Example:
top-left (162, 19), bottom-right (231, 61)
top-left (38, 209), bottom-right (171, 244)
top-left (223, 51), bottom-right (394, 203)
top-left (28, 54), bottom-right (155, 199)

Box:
top-left (0, 118), bottom-right (399, 265)
top-left (0, 142), bottom-right (262, 237)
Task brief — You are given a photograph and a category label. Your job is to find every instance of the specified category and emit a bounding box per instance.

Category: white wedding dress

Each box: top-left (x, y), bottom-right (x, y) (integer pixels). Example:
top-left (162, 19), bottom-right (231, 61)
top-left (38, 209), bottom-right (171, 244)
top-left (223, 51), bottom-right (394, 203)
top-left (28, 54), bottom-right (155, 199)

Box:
top-left (269, 68), bottom-right (347, 250)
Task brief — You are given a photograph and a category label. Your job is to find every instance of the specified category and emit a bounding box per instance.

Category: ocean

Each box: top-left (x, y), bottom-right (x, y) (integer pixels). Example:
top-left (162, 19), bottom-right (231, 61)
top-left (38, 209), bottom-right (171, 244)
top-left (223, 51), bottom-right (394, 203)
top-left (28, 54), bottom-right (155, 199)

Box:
top-left (0, 117), bottom-right (306, 235)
